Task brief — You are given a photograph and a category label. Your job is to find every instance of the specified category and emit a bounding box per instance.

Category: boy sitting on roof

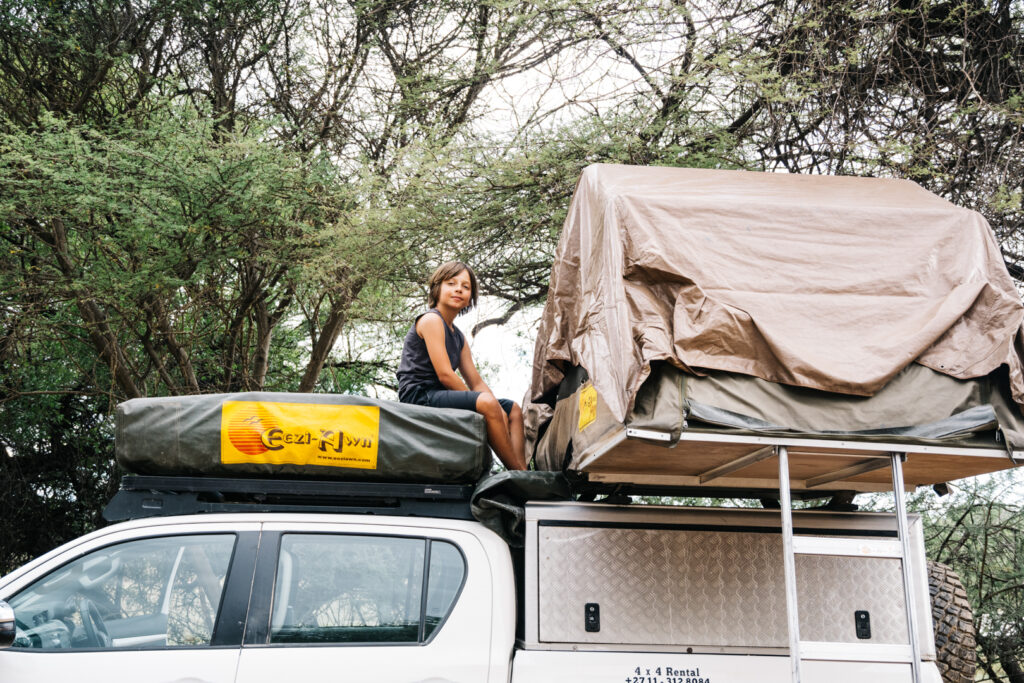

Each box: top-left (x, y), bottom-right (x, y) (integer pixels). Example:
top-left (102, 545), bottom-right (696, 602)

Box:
top-left (397, 261), bottom-right (527, 471)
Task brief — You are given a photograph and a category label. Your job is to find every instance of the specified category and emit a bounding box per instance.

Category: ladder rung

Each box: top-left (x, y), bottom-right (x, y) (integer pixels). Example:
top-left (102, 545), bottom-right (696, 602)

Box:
top-left (792, 536), bottom-right (903, 558)
top-left (798, 641), bottom-right (913, 663)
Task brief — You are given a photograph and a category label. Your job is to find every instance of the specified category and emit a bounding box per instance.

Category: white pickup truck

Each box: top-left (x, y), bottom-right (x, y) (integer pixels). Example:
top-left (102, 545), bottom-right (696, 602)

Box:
top-left (0, 473), bottom-right (958, 683)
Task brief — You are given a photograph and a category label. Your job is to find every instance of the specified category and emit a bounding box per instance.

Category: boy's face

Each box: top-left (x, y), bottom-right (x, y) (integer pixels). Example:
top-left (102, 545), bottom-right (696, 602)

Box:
top-left (439, 269), bottom-right (473, 310)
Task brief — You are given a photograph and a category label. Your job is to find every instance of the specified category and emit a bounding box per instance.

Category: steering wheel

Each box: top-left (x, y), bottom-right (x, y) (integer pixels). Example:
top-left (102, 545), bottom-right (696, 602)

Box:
top-left (78, 598), bottom-right (110, 648)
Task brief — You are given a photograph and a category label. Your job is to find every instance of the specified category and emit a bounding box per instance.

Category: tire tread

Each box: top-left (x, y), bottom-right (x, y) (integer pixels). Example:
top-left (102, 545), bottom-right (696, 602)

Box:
top-left (928, 560), bottom-right (976, 683)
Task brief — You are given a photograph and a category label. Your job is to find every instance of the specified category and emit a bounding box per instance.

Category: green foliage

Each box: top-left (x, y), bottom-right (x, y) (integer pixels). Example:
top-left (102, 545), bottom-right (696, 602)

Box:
top-left (1, 108), bottom-right (363, 395)
top-left (0, 385), bottom-right (117, 575)
top-left (911, 474), bottom-right (1024, 682)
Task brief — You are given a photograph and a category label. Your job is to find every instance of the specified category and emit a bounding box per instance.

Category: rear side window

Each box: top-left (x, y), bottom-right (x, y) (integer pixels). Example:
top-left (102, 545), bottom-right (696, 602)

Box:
top-left (270, 534), bottom-right (465, 645)
top-left (424, 541), bottom-right (464, 640)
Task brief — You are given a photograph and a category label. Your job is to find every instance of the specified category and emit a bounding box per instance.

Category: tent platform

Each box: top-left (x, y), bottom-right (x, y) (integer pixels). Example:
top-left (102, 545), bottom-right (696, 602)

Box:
top-left (575, 430), bottom-right (1023, 493)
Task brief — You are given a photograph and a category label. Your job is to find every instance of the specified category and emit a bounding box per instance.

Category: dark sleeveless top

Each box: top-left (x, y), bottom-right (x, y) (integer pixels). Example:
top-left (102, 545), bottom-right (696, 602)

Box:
top-left (396, 309), bottom-right (466, 403)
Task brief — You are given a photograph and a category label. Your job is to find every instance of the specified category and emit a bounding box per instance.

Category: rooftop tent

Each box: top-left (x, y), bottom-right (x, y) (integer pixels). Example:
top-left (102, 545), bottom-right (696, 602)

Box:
top-left (116, 392), bottom-right (489, 484)
top-left (528, 164), bottom-right (1024, 492)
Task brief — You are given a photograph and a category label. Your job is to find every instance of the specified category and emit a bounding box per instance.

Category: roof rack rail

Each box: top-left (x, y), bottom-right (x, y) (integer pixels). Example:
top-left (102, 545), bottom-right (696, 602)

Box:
top-left (563, 474), bottom-right (850, 504)
top-left (103, 475), bottom-right (475, 522)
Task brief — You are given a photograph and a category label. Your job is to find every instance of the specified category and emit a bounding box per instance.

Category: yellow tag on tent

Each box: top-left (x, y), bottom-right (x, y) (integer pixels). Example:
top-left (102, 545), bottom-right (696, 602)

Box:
top-left (220, 401), bottom-right (380, 469)
top-left (578, 384), bottom-right (597, 431)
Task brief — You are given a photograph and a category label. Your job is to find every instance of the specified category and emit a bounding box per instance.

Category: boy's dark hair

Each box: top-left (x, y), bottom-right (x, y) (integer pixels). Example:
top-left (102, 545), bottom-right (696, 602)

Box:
top-left (427, 261), bottom-right (478, 314)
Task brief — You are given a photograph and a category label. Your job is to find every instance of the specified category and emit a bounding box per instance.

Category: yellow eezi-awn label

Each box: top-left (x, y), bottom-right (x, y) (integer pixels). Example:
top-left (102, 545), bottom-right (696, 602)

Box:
top-left (220, 401), bottom-right (380, 469)
top-left (578, 384), bottom-right (597, 431)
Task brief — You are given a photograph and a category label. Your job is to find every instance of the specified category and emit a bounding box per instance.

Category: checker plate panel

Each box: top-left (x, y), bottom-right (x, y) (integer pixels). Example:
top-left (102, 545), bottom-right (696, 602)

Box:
top-left (537, 526), bottom-right (908, 647)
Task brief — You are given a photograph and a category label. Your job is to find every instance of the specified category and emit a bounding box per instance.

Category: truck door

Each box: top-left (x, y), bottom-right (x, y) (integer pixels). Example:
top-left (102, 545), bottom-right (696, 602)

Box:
top-left (233, 521), bottom-right (497, 683)
top-left (0, 522), bottom-right (261, 683)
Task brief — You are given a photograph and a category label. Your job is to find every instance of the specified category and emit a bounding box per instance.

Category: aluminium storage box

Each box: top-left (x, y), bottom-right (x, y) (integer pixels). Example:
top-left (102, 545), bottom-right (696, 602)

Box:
top-left (522, 502), bottom-right (934, 657)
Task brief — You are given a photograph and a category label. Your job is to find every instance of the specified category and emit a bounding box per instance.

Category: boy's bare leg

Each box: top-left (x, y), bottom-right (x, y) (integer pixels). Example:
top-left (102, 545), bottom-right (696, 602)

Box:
top-left (509, 403), bottom-right (526, 467)
top-left (491, 401), bottom-right (525, 467)
top-left (476, 393), bottom-right (527, 470)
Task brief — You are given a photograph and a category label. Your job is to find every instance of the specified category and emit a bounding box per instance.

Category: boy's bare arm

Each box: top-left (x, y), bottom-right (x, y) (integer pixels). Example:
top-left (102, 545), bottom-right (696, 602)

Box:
top-left (458, 344), bottom-right (491, 393)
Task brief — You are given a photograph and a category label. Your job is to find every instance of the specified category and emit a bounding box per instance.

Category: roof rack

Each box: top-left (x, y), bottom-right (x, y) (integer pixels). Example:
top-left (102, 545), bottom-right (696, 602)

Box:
top-left (563, 472), bottom-right (852, 504)
top-left (103, 475), bottom-right (475, 522)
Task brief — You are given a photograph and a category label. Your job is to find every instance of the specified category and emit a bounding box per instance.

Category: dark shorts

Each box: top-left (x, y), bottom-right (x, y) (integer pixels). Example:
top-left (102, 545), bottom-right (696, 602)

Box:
top-left (418, 388), bottom-right (514, 416)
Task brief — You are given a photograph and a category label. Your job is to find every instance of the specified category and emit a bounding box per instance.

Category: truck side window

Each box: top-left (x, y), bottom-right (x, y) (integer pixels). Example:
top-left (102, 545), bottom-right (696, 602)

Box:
top-left (270, 534), bottom-right (465, 645)
top-left (424, 541), bottom-right (465, 640)
top-left (8, 535), bottom-right (235, 650)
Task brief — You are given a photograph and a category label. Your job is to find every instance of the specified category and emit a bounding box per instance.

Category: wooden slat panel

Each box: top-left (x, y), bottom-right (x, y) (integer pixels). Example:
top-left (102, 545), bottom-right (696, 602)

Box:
top-left (580, 436), bottom-right (1019, 490)
top-left (851, 451), bottom-right (1018, 485)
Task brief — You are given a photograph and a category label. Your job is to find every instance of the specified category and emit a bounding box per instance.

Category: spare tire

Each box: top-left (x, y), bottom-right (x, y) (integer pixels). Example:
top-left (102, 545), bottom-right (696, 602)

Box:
top-left (927, 560), bottom-right (976, 683)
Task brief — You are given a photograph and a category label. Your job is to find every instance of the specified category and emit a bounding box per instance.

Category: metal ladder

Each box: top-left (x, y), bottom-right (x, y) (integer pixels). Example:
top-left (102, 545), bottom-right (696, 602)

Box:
top-left (776, 445), bottom-right (923, 683)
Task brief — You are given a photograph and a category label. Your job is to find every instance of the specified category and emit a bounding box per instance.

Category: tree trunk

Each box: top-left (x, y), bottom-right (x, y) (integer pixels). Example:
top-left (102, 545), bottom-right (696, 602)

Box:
top-left (297, 278), bottom-right (365, 393)
top-left (42, 217), bottom-right (142, 399)
top-left (1002, 652), bottom-right (1024, 683)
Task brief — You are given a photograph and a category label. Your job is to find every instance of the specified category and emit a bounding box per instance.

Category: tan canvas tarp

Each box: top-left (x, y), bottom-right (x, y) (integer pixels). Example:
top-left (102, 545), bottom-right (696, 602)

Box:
top-left (530, 164), bottom-right (1024, 425)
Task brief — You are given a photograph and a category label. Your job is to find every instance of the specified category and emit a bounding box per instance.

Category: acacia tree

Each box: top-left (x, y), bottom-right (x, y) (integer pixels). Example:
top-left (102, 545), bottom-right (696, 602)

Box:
top-left (1, 0), bottom-right (1023, 584)
top-left (0, 0), bottom-right (658, 570)
top-left (0, 0), bottom-right (611, 404)
top-left (5, 0), bottom-right (1019, 400)
top-left (919, 475), bottom-right (1024, 683)
top-left (385, 1), bottom-right (1023, 328)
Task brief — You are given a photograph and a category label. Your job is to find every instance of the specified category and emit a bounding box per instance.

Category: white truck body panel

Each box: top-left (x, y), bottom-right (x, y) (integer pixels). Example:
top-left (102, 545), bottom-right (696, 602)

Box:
top-left (511, 650), bottom-right (943, 683)
top-left (0, 648), bottom-right (241, 683)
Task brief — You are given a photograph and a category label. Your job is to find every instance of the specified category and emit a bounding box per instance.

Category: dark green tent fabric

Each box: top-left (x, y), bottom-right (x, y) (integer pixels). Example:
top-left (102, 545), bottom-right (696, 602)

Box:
top-left (682, 363), bottom-right (1024, 445)
top-left (535, 363), bottom-right (1024, 473)
top-left (471, 471), bottom-right (571, 546)
top-left (116, 393), bottom-right (489, 484)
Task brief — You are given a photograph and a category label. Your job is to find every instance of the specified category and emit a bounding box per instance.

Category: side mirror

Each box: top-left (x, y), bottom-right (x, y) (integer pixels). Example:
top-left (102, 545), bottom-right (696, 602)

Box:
top-left (0, 600), bottom-right (14, 648)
